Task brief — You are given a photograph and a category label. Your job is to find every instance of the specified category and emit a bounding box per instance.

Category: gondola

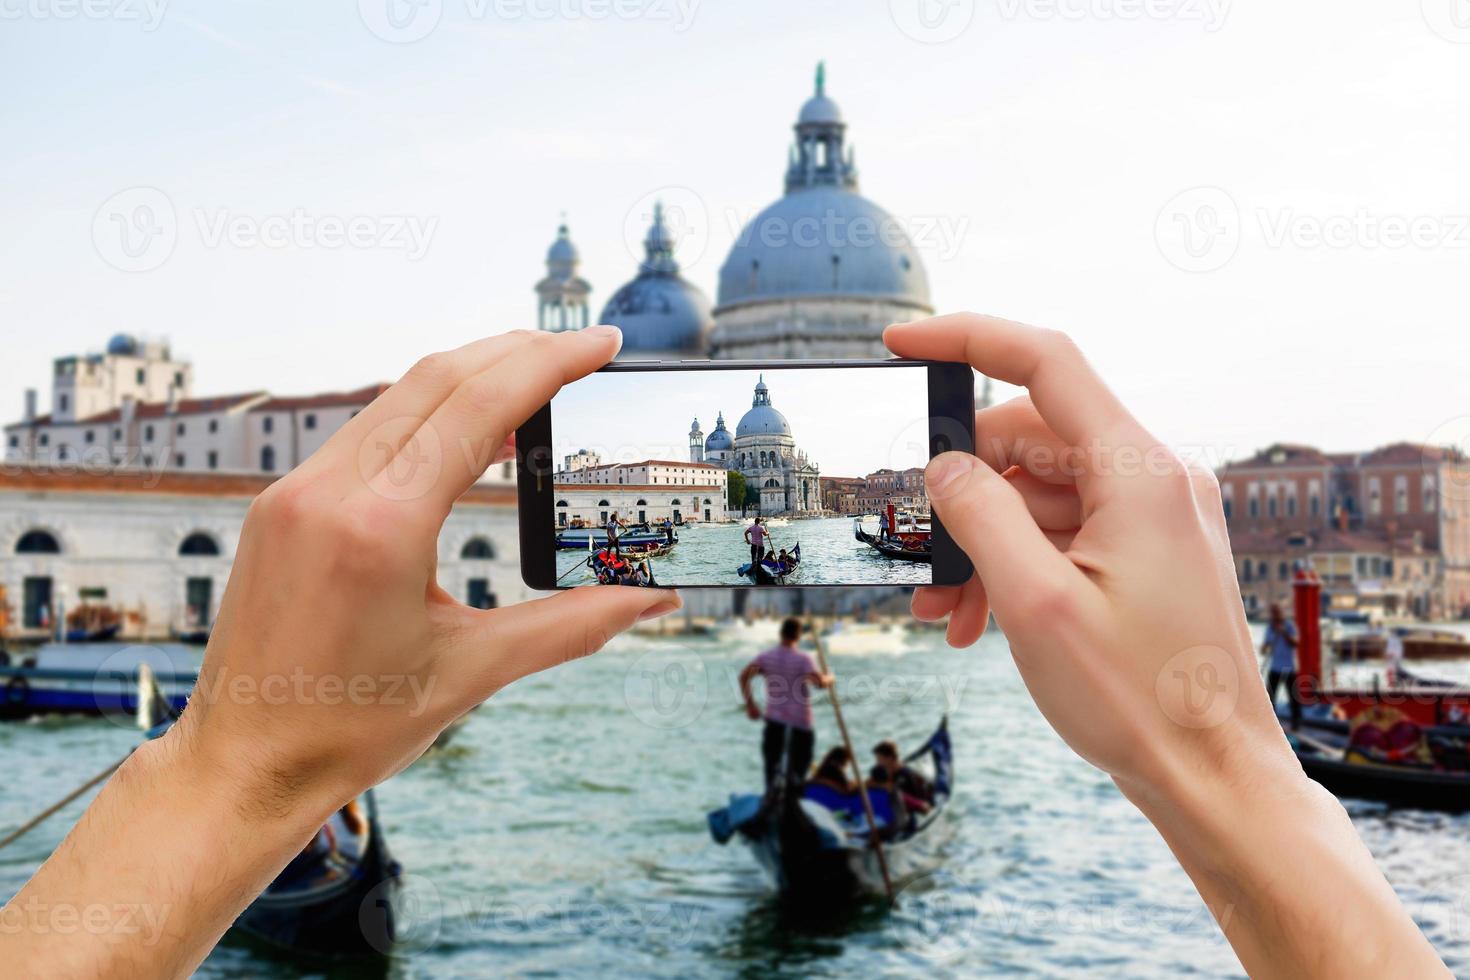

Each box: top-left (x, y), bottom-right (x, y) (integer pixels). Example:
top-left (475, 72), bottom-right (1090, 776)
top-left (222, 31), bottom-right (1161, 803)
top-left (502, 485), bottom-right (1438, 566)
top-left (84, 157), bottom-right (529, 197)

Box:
top-left (853, 520), bottom-right (931, 564)
top-left (137, 676), bottom-right (402, 959)
top-left (738, 543), bottom-right (801, 585)
top-left (588, 550), bottom-right (661, 586)
top-left (554, 524), bottom-right (677, 550)
top-left (1283, 712), bottom-right (1470, 813)
top-left (708, 719), bottom-right (953, 903)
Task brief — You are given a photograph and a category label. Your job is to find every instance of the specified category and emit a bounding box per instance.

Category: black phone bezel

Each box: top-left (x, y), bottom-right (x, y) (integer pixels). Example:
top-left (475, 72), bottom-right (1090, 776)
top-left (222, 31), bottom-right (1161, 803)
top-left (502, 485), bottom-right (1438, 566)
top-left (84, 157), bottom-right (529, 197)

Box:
top-left (516, 358), bottom-right (975, 590)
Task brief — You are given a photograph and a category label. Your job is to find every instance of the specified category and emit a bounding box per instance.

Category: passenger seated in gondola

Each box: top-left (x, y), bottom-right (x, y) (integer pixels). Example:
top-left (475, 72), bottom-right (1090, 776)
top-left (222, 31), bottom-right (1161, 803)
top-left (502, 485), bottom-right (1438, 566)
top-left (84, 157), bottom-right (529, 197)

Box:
top-left (809, 746), bottom-right (857, 795)
top-left (801, 747), bottom-right (903, 834)
top-left (865, 766), bottom-right (910, 839)
top-left (871, 740), bottom-right (934, 810)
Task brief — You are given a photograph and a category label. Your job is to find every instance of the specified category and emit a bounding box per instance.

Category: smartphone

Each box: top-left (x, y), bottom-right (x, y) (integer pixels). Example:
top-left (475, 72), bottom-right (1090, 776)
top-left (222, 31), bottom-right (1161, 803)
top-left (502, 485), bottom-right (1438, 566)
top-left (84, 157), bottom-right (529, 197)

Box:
top-left (516, 358), bottom-right (975, 590)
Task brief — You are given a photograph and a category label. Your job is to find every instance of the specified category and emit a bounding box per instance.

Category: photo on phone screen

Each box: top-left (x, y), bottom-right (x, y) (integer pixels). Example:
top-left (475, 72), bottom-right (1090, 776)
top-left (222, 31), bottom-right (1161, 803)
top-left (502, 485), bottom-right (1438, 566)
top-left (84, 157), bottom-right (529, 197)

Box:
top-left (520, 360), bottom-right (973, 589)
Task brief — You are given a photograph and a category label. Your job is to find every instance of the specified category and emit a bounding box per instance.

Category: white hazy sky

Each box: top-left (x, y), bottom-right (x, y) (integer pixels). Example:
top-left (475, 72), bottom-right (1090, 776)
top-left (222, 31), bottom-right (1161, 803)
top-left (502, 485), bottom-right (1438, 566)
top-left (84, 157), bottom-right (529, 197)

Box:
top-left (4, 1), bottom-right (1469, 465)
top-left (552, 365), bottom-right (930, 476)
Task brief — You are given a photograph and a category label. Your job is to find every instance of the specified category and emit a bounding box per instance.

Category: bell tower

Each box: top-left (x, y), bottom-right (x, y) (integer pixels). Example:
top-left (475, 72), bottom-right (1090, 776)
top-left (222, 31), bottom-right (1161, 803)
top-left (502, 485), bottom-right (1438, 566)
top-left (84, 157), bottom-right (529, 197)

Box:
top-left (689, 417), bottom-right (705, 463)
top-left (535, 220), bottom-right (592, 332)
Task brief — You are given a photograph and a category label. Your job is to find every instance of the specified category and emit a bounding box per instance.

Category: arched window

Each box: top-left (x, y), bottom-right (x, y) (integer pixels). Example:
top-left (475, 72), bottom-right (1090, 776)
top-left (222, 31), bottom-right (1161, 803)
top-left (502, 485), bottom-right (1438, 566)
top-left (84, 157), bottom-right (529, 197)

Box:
top-left (461, 537), bottom-right (495, 560)
top-left (598, 499), bottom-right (610, 507)
top-left (16, 529), bottom-right (60, 554)
top-left (179, 532), bottom-right (221, 557)
top-left (670, 498), bottom-right (682, 506)
top-left (636, 499), bottom-right (647, 506)
top-left (555, 500), bottom-right (568, 507)
top-left (261, 445), bottom-right (276, 472)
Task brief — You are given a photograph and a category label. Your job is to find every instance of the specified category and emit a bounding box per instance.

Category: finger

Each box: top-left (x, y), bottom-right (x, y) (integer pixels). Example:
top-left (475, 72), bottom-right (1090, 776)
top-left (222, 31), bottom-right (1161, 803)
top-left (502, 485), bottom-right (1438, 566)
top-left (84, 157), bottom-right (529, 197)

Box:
top-left (976, 397), bottom-right (1077, 487)
top-left (1005, 469), bottom-right (1083, 531)
top-left (911, 585), bottom-right (960, 622)
top-left (443, 585), bottom-right (681, 704)
top-left (318, 332), bottom-right (542, 482)
top-left (945, 574), bottom-right (990, 648)
top-left (884, 314), bottom-right (1154, 475)
top-left (371, 327), bottom-right (622, 516)
top-left (925, 451), bottom-right (1088, 622)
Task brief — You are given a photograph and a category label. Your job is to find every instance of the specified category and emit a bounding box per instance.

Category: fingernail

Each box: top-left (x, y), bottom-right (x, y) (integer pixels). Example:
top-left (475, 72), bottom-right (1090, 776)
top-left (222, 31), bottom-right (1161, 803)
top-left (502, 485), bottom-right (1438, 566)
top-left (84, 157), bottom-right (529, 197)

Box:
top-left (926, 452), bottom-right (975, 499)
top-left (585, 325), bottom-right (622, 346)
top-left (638, 596), bottom-right (682, 622)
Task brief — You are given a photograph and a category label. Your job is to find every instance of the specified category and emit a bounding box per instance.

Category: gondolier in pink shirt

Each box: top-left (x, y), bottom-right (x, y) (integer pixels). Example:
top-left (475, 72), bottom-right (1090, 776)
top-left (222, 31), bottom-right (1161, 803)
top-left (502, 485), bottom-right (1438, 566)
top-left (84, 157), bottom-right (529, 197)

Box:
top-left (739, 618), bottom-right (834, 791)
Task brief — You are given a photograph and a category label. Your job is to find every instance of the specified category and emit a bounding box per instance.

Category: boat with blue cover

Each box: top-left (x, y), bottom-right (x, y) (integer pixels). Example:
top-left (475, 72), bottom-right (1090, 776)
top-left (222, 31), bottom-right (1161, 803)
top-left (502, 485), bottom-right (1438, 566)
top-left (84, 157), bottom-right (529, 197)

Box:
top-left (738, 543), bottom-right (801, 585)
top-left (0, 643), bottom-right (198, 721)
top-left (708, 718), bottom-right (953, 902)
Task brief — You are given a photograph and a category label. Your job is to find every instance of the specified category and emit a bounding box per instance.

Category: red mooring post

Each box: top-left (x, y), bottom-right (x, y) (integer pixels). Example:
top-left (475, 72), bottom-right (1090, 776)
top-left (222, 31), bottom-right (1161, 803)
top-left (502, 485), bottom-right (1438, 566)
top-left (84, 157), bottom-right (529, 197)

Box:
top-left (1293, 567), bottom-right (1323, 702)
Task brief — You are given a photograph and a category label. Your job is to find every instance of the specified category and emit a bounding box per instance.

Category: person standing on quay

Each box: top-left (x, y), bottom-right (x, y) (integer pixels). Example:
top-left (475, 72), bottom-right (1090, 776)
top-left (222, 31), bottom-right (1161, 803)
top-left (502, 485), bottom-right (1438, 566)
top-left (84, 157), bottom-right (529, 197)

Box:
top-left (1261, 602), bottom-right (1301, 729)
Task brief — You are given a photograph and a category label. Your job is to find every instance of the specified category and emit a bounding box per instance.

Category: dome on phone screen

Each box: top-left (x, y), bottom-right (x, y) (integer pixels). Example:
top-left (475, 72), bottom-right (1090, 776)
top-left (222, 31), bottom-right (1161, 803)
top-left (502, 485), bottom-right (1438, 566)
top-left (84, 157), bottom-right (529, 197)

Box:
top-left (599, 201), bottom-right (713, 357)
top-left (736, 375), bottom-right (792, 438)
top-left (704, 411), bottom-right (734, 452)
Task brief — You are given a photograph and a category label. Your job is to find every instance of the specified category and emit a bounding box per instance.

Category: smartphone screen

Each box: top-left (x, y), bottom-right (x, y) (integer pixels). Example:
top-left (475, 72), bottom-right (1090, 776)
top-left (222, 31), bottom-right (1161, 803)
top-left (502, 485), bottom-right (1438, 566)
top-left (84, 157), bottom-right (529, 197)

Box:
top-left (517, 359), bottom-right (974, 589)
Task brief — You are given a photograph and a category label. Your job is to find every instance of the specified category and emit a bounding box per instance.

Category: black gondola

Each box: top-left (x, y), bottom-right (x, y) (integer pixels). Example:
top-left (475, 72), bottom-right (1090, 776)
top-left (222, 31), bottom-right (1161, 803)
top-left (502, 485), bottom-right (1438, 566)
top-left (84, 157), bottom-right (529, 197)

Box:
top-left (1285, 719), bottom-right (1470, 813)
top-left (853, 523), bottom-right (932, 564)
top-left (738, 543), bottom-right (801, 585)
top-left (708, 719), bottom-right (953, 902)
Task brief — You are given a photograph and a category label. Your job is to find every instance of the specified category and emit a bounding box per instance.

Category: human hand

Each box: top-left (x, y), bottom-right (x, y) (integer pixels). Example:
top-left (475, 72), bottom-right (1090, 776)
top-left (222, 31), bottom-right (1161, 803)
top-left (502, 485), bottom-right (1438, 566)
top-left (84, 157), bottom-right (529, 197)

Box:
top-left (173, 327), bottom-right (682, 818)
top-left (885, 313), bottom-right (1447, 979)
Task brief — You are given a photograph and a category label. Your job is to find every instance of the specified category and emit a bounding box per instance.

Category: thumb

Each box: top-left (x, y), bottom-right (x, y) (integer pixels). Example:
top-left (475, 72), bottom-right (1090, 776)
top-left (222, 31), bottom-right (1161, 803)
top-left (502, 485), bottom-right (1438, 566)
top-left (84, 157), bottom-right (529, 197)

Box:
top-left (448, 586), bottom-right (682, 702)
top-left (926, 451), bottom-right (1078, 619)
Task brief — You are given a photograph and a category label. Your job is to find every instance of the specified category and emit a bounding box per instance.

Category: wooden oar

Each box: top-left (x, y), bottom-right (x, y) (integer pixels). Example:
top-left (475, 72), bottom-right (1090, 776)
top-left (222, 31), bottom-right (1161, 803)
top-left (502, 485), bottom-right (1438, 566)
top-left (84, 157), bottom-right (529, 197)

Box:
top-left (0, 752), bottom-right (131, 851)
top-left (807, 615), bottom-right (896, 903)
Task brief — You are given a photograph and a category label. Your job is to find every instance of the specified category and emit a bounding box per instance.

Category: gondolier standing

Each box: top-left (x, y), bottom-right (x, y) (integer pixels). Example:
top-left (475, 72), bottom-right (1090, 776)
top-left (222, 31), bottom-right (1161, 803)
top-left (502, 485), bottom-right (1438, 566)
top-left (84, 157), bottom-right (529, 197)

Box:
top-left (1261, 603), bottom-right (1301, 730)
top-left (606, 511), bottom-right (627, 556)
top-left (744, 517), bottom-right (769, 569)
top-left (739, 618), bottom-right (833, 791)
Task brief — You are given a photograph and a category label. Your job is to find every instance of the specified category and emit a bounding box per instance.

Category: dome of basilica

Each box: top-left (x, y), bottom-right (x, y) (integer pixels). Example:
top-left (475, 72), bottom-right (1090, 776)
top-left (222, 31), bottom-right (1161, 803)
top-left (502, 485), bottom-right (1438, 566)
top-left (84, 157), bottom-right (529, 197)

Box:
top-left (735, 376), bottom-right (792, 439)
top-left (599, 202), bottom-right (713, 355)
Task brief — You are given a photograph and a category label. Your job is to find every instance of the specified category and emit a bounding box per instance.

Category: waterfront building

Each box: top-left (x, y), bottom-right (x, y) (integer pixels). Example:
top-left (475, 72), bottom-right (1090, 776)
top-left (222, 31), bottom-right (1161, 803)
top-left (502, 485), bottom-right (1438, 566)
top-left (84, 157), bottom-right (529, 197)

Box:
top-left (857, 467), bottom-right (928, 515)
top-left (688, 375), bottom-right (822, 517)
top-left (1218, 443), bottom-right (1470, 619)
top-left (0, 467), bottom-right (520, 642)
top-left (820, 476), bottom-right (867, 515)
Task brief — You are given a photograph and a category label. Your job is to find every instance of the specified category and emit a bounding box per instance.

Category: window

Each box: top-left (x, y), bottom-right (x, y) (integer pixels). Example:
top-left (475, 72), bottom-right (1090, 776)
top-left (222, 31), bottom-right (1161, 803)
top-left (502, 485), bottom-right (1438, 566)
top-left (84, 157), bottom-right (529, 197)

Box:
top-left (144, 424), bottom-right (154, 442)
top-left (1242, 561), bottom-right (1253, 582)
top-left (84, 429), bottom-right (95, 444)
top-left (1286, 497), bottom-right (1297, 517)
top-left (1248, 499), bottom-right (1259, 518)
top-left (263, 417), bottom-right (274, 434)
top-left (1256, 561), bottom-right (1267, 579)
top-left (58, 393), bottom-right (69, 413)
top-left (1278, 562), bottom-right (1289, 580)
top-left (304, 413), bottom-right (317, 430)
top-left (467, 578), bottom-right (497, 610)
top-left (208, 419), bottom-right (219, 434)
top-left (1368, 478), bottom-right (1382, 516)
top-left (175, 453), bottom-right (186, 468)
top-left (179, 532), bottom-right (221, 557)
top-left (176, 422), bottom-right (186, 436)
top-left (136, 368), bottom-right (145, 385)
top-left (1424, 477), bottom-right (1437, 513)
top-left (1267, 497), bottom-right (1277, 518)
top-left (207, 450), bottom-right (218, 470)
top-left (1395, 476), bottom-right (1408, 515)
top-left (113, 427), bottom-right (122, 440)
top-left (174, 371), bottom-right (185, 388)
top-left (1310, 494), bottom-right (1320, 517)
top-left (261, 446), bottom-right (276, 472)
top-left (37, 433), bottom-right (49, 447)
top-left (16, 529), bottom-right (61, 554)
top-left (460, 538), bottom-right (495, 560)
top-left (6, 436), bottom-right (15, 448)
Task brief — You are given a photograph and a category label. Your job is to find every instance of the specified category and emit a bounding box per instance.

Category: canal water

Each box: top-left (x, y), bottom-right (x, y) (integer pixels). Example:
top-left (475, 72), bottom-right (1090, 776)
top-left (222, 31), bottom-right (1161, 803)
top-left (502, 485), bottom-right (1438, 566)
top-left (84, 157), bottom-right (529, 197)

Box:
top-left (3, 625), bottom-right (1470, 977)
top-left (555, 516), bottom-right (932, 587)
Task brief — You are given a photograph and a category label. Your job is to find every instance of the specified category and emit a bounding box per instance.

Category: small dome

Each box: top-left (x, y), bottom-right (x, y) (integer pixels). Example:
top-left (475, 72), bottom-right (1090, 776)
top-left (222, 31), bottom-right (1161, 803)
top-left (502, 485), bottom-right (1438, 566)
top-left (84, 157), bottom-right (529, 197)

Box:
top-left (736, 376), bottom-right (792, 439)
top-left (546, 224), bottom-right (578, 264)
top-left (601, 201), bottom-right (713, 354)
top-left (798, 93), bottom-right (843, 126)
top-left (107, 333), bottom-right (138, 356)
top-left (704, 411), bottom-right (734, 451)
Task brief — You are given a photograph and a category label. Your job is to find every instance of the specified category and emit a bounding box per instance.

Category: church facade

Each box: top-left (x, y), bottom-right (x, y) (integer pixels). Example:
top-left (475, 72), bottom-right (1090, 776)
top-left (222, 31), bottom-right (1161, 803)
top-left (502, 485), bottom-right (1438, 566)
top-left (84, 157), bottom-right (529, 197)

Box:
top-left (687, 375), bottom-right (820, 517)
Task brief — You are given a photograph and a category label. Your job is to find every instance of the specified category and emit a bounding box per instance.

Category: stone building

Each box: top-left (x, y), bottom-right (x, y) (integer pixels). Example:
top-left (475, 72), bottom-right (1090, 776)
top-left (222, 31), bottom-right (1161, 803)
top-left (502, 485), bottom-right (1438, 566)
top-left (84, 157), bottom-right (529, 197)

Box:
top-left (688, 376), bottom-right (820, 517)
top-left (1218, 442), bottom-right (1470, 619)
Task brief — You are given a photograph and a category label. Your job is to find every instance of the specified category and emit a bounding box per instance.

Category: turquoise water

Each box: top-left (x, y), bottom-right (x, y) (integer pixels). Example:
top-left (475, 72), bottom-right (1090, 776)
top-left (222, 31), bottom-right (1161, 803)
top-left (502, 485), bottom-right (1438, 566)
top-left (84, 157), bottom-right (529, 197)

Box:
top-left (3, 626), bottom-right (1470, 977)
top-left (554, 517), bottom-right (932, 587)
